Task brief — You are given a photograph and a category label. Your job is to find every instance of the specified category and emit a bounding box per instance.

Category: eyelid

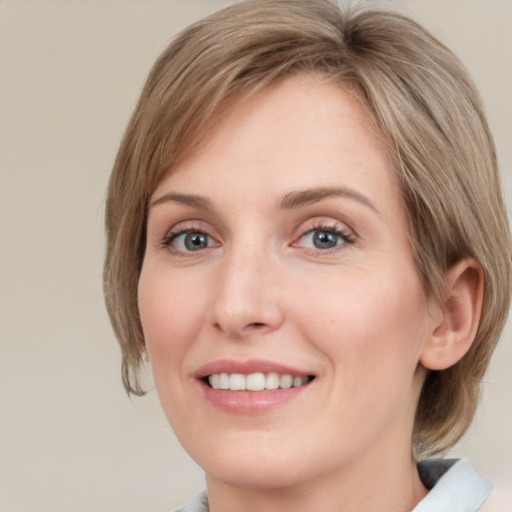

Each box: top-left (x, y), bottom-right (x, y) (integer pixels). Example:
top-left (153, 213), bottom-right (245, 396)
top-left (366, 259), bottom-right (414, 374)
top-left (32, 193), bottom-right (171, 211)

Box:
top-left (293, 216), bottom-right (354, 238)
top-left (169, 231), bottom-right (217, 252)
top-left (158, 219), bottom-right (221, 253)
top-left (290, 218), bottom-right (355, 251)
top-left (161, 218), bottom-right (216, 239)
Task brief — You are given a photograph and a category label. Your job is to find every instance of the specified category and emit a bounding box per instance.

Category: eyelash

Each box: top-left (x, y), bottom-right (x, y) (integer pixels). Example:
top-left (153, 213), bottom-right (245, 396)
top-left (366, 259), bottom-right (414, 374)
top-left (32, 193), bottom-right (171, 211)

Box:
top-left (159, 222), bottom-right (355, 255)
top-left (294, 223), bottom-right (355, 252)
top-left (159, 227), bottom-right (217, 255)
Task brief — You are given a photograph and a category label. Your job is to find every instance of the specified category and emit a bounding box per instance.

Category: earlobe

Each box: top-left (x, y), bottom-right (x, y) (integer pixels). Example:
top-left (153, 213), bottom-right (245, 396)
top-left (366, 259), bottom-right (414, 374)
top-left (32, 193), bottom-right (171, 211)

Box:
top-left (420, 259), bottom-right (484, 371)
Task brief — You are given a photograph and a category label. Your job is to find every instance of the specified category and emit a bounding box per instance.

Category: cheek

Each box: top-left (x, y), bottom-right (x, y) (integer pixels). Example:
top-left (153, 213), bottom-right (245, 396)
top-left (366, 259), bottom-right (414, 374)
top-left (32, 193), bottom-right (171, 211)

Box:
top-left (137, 267), bottom-right (206, 378)
top-left (137, 267), bottom-right (210, 432)
top-left (299, 268), bottom-right (428, 374)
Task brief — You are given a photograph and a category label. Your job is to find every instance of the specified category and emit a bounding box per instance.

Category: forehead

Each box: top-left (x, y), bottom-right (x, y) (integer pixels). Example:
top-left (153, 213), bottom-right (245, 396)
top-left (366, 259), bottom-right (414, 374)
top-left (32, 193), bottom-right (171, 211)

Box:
top-left (152, 74), bottom-right (402, 218)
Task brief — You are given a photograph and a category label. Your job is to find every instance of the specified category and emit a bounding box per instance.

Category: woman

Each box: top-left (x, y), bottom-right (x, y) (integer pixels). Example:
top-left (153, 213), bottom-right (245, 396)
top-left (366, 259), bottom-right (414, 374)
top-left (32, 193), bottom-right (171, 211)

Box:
top-left (103, 1), bottom-right (511, 510)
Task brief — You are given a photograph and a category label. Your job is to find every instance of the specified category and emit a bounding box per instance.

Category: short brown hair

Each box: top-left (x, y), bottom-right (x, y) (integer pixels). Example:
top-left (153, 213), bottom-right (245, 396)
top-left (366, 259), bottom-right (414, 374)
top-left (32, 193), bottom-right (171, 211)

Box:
top-left (104, 0), bottom-right (511, 457)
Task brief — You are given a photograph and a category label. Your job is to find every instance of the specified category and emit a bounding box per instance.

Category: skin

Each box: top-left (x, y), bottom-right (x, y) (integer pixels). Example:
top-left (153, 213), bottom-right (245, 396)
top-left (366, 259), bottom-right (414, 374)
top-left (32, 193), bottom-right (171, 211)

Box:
top-left (138, 74), bottom-right (440, 512)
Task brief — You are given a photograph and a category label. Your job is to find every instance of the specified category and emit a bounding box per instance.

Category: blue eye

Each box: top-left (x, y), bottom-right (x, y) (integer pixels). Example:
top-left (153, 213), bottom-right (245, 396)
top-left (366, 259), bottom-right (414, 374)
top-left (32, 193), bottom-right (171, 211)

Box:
top-left (168, 231), bottom-right (213, 252)
top-left (299, 227), bottom-right (352, 250)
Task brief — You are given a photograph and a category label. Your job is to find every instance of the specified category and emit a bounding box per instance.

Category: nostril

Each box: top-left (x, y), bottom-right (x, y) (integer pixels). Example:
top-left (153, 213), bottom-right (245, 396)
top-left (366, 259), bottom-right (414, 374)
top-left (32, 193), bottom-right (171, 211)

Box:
top-left (249, 322), bottom-right (265, 328)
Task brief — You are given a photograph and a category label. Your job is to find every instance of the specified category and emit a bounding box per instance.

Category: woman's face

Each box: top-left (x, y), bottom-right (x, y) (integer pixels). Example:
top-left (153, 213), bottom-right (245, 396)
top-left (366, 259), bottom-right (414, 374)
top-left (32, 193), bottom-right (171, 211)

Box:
top-left (138, 74), bottom-right (434, 491)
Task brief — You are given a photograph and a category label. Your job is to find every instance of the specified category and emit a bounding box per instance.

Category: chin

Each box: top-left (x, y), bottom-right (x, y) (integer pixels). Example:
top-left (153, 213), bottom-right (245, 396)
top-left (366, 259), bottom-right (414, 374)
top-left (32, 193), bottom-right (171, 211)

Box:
top-left (203, 457), bottom-right (311, 491)
top-left (181, 431), bottom-right (311, 490)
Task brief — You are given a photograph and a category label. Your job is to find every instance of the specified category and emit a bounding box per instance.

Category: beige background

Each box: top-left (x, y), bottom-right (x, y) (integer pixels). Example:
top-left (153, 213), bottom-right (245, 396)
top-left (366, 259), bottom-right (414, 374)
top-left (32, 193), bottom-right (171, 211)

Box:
top-left (1, 1), bottom-right (511, 510)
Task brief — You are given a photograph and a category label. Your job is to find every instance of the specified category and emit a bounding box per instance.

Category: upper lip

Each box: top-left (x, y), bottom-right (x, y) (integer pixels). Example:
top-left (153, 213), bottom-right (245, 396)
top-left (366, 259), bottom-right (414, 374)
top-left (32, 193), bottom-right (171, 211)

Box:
top-left (194, 359), bottom-right (314, 379)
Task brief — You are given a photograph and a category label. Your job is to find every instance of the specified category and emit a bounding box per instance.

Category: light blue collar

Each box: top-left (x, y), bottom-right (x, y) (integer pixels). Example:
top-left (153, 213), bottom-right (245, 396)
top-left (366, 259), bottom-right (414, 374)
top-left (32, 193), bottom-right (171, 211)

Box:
top-left (176, 459), bottom-right (492, 512)
top-left (413, 458), bottom-right (493, 512)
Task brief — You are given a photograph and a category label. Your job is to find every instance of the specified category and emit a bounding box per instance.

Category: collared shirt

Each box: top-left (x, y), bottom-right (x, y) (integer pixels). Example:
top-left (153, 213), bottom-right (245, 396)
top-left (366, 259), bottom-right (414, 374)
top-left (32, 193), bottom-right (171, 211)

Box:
top-left (414, 459), bottom-right (493, 511)
top-left (174, 458), bottom-right (493, 512)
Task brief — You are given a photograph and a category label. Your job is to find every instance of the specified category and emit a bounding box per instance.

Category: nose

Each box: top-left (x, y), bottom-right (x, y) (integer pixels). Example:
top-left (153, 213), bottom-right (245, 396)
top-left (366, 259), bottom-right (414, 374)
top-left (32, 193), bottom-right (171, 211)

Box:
top-left (209, 243), bottom-right (284, 339)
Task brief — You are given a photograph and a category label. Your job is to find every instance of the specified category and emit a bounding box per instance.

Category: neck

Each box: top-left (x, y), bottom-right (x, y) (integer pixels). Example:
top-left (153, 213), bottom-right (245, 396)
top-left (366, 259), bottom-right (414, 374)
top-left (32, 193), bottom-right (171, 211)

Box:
top-left (206, 448), bottom-right (428, 512)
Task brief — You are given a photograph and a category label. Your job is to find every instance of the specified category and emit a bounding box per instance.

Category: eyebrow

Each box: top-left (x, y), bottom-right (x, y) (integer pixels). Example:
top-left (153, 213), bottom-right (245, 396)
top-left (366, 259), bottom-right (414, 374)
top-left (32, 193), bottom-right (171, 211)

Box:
top-left (278, 187), bottom-right (379, 213)
top-left (150, 192), bottom-right (213, 212)
top-left (150, 186), bottom-right (379, 214)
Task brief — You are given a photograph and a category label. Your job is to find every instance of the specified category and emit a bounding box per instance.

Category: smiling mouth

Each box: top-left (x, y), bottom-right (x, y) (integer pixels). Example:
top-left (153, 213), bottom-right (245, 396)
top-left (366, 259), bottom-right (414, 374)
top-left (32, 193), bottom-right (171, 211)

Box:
top-left (204, 372), bottom-right (315, 391)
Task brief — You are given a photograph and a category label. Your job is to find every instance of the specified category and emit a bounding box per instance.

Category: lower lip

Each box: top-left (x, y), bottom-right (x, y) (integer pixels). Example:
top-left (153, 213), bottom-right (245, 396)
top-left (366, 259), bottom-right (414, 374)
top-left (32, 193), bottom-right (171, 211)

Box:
top-left (198, 381), bottom-right (311, 414)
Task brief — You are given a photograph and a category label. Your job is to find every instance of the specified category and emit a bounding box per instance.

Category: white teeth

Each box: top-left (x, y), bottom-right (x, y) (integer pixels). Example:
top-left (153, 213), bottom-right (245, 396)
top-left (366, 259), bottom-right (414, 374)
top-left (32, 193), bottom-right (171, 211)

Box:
top-left (246, 373), bottom-right (265, 391)
top-left (210, 374), bottom-right (220, 389)
top-left (229, 373), bottom-right (246, 391)
top-left (266, 372), bottom-right (280, 390)
top-left (207, 372), bottom-right (310, 391)
top-left (280, 374), bottom-right (293, 389)
top-left (293, 376), bottom-right (303, 388)
top-left (219, 373), bottom-right (229, 390)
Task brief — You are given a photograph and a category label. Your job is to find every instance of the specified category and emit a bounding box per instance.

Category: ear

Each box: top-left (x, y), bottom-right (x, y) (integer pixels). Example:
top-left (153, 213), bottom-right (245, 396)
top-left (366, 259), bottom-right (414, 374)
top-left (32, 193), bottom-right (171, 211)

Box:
top-left (420, 259), bottom-right (484, 371)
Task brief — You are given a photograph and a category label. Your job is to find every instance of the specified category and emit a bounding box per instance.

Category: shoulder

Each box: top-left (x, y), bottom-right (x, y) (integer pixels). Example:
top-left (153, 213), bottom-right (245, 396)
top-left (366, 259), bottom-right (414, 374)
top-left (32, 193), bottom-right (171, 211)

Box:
top-left (414, 459), bottom-right (493, 512)
top-left (173, 491), bottom-right (209, 512)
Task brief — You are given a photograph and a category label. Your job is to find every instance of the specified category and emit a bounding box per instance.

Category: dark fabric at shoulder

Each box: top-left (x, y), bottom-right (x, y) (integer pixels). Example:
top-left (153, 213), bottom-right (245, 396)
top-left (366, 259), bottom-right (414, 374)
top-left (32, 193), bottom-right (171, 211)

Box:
top-left (173, 491), bottom-right (209, 512)
top-left (417, 458), bottom-right (458, 489)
